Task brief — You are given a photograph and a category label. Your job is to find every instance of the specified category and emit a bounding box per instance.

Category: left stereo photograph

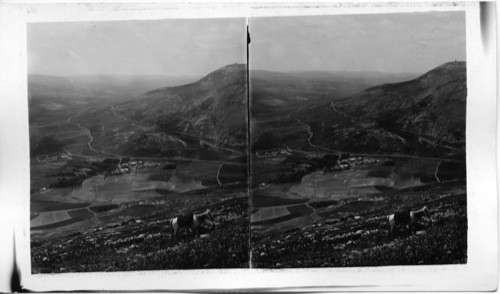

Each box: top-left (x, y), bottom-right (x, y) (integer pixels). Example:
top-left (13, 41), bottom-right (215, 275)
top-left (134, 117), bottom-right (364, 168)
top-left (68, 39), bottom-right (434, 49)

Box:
top-left (28, 19), bottom-right (250, 273)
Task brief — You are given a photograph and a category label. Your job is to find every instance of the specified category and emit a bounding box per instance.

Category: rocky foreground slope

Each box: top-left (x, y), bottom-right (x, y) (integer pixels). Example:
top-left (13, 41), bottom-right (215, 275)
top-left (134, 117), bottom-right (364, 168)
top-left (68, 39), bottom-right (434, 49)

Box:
top-left (252, 181), bottom-right (467, 268)
top-left (32, 195), bottom-right (249, 273)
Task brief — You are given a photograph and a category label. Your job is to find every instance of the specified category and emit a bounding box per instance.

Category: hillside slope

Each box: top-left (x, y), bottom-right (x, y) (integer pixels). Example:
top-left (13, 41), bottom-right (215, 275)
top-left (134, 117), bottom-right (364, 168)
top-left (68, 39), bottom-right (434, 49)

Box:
top-left (252, 181), bottom-right (467, 268)
top-left (32, 193), bottom-right (249, 272)
top-left (286, 61), bottom-right (467, 157)
top-left (115, 64), bottom-right (248, 148)
top-left (335, 61), bottom-right (466, 146)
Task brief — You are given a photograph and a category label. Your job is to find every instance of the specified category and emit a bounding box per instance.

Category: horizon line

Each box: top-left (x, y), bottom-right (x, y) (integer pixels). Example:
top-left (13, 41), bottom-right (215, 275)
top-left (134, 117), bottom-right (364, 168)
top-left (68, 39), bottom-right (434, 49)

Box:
top-left (28, 60), bottom-right (465, 78)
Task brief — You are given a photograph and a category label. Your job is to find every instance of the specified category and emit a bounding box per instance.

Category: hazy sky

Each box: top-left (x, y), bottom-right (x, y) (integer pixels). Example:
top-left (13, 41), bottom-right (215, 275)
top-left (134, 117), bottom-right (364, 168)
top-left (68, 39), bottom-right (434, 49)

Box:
top-left (250, 12), bottom-right (465, 73)
top-left (28, 18), bottom-right (246, 76)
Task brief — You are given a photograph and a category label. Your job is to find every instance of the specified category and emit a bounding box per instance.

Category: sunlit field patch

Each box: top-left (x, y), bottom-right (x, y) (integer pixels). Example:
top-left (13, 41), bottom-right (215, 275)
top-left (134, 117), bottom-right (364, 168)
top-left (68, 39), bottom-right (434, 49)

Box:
top-left (68, 175), bottom-right (105, 203)
top-left (251, 206), bottom-right (290, 223)
top-left (30, 210), bottom-right (71, 228)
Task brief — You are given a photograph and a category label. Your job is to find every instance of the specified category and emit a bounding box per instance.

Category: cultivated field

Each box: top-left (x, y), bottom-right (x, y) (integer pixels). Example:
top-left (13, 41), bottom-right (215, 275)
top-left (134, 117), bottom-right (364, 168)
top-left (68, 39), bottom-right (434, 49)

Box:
top-left (31, 154), bottom-right (247, 239)
top-left (251, 154), bottom-right (444, 229)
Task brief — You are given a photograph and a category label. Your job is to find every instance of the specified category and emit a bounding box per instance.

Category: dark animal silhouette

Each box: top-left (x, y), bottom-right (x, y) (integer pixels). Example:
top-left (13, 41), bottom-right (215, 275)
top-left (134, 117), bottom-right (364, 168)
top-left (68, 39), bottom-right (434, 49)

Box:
top-left (388, 206), bottom-right (429, 233)
top-left (170, 209), bottom-right (214, 238)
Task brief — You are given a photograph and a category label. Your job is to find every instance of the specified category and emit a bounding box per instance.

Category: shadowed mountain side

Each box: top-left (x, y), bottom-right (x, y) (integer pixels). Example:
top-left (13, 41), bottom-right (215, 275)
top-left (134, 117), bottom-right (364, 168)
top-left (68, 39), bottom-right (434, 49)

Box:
top-left (335, 61), bottom-right (466, 147)
top-left (114, 64), bottom-right (248, 150)
top-left (251, 61), bottom-right (466, 158)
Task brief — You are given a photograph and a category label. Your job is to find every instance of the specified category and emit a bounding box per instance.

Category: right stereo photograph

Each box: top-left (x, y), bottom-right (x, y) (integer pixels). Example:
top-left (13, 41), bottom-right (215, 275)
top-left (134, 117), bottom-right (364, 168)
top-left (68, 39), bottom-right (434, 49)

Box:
top-left (249, 11), bottom-right (467, 268)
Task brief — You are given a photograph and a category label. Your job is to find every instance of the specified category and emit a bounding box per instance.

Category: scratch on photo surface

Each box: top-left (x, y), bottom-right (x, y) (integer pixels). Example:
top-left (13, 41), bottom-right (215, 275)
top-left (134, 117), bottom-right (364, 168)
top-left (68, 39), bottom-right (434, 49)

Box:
top-left (67, 49), bottom-right (85, 62)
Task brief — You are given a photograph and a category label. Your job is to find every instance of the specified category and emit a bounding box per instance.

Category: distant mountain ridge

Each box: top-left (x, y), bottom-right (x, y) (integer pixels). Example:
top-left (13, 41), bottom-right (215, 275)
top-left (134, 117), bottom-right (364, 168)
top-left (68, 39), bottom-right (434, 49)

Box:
top-left (252, 69), bottom-right (419, 83)
top-left (251, 69), bottom-right (420, 98)
top-left (29, 74), bottom-right (199, 102)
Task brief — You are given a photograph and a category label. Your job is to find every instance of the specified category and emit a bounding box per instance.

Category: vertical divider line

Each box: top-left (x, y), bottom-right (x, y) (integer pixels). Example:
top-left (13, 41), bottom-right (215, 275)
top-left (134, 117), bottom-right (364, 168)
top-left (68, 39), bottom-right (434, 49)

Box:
top-left (246, 19), bottom-right (253, 268)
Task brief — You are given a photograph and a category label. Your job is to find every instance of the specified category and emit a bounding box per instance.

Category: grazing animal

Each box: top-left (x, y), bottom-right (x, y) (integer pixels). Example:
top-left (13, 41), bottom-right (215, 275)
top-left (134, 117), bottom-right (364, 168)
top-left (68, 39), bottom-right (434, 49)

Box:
top-left (170, 209), bottom-right (214, 238)
top-left (388, 206), bottom-right (429, 233)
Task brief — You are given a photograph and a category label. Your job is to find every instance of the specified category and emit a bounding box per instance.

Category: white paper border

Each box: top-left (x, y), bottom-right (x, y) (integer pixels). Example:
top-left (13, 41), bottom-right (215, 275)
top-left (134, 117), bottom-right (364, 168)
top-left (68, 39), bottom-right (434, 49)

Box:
top-left (0, 1), bottom-right (497, 292)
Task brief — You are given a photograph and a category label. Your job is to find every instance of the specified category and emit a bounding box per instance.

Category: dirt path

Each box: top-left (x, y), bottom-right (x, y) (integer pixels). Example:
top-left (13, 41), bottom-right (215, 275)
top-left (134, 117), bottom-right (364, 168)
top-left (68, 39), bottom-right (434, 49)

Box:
top-left (67, 108), bottom-right (101, 157)
top-left (286, 106), bottom-right (322, 152)
top-left (216, 162), bottom-right (225, 186)
top-left (435, 160), bottom-right (442, 183)
top-left (64, 108), bottom-right (123, 158)
top-left (304, 123), bottom-right (319, 151)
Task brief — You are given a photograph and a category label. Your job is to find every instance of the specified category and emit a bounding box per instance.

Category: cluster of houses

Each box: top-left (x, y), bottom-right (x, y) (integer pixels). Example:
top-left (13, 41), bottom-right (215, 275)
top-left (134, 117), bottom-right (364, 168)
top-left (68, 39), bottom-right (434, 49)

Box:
top-left (37, 153), bottom-right (70, 162)
top-left (138, 199), bottom-right (166, 206)
top-left (331, 162), bottom-right (350, 171)
top-left (330, 156), bottom-right (380, 172)
top-left (110, 160), bottom-right (161, 175)
top-left (255, 148), bottom-right (292, 158)
top-left (135, 161), bottom-right (161, 169)
top-left (110, 164), bottom-right (131, 175)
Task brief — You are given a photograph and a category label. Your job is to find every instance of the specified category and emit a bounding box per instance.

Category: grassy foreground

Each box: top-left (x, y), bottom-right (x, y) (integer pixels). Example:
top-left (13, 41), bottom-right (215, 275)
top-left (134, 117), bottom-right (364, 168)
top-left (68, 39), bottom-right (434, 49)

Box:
top-left (251, 182), bottom-right (467, 267)
top-left (31, 196), bottom-right (249, 273)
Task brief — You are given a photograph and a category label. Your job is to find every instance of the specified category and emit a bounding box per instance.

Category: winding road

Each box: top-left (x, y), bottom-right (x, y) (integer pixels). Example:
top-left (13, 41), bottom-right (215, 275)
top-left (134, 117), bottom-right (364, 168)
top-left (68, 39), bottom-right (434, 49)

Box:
top-left (435, 160), bottom-right (442, 183)
top-left (216, 162), bottom-right (225, 185)
top-left (67, 109), bottom-right (101, 157)
top-left (286, 106), bottom-right (322, 152)
top-left (65, 108), bottom-right (120, 158)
